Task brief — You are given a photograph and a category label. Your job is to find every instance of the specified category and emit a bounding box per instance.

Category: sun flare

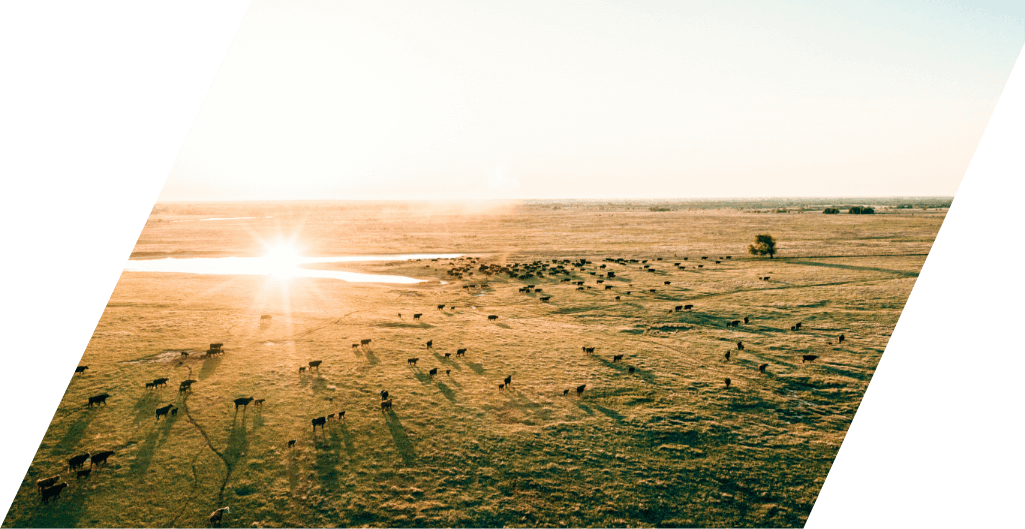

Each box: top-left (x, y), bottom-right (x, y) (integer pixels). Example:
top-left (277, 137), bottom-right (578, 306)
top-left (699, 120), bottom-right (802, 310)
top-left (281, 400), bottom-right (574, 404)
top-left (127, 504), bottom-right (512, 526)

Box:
top-left (263, 244), bottom-right (301, 278)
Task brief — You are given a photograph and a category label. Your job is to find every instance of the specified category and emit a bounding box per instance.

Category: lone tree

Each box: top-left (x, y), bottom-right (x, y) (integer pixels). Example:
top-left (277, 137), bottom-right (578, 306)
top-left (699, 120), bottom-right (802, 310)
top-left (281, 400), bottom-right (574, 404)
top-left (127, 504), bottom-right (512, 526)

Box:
top-left (748, 234), bottom-right (777, 258)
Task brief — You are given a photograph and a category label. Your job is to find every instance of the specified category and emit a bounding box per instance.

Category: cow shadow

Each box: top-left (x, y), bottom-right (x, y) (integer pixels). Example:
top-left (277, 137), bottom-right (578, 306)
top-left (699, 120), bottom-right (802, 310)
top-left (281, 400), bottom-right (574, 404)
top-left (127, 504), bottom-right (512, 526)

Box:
top-left (495, 323), bottom-right (511, 329)
top-left (434, 381), bottom-right (457, 403)
top-left (198, 356), bottom-right (222, 380)
top-left (129, 428), bottom-right (161, 480)
top-left (54, 410), bottom-right (95, 456)
top-left (363, 349), bottom-right (380, 365)
top-left (412, 371), bottom-right (433, 385)
top-left (383, 411), bottom-right (416, 466)
top-left (337, 422), bottom-right (357, 458)
top-left (222, 422), bottom-right (249, 468)
top-left (462, 360), bottom-right (485, 376)
top-left (12, 480), bottom-right (89, 528)
top-left (587, 403), bottom-right (626, 423)
top-left (313, 433), bottom-right (341, 493)
top-left (131, 392), bottom-right (160, 424)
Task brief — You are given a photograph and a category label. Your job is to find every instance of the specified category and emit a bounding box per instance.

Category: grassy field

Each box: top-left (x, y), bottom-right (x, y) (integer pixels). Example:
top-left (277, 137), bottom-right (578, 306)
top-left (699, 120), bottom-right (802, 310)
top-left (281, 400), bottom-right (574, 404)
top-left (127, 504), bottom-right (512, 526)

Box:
top-left (4, 201), bottom-right (946, 527)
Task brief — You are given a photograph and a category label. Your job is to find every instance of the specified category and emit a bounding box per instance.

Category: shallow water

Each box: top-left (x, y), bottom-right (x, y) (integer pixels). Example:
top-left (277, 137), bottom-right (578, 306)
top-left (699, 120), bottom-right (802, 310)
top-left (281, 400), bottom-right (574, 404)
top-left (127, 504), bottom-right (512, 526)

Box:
top-left (124, 253), bottom-right (463, 283)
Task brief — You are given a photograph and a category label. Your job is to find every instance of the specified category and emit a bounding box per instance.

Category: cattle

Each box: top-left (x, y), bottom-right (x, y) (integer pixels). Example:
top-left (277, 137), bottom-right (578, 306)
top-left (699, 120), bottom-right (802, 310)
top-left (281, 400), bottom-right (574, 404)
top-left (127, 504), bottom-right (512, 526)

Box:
top-left (287, 439), bottom-right (296, 449)
top-left (758, 363), bottom-right (768, 373)
top-left (576, 384), bottom-right (586, 395)
top-left (715, 261), bottom-right (721, 264)
top-left (456, 348), bottom-right (466, 357)
top-left (76, 468), bottom-right (91, 480)
top-left (413, 313), bottom-right (422, 321)
top-left (426, 340), bottom-right (433, 349)
top-left (628, 366), bottom-right (635, 374)
top-left (724, 377), bottom-right (731, 389)
top-left (684, 304), bottom-right (693, 310)
top-left (261, 314), bottom-right (272, 320)
top-left (795, 322), bottom-right (803, 330)
top-left (701, 256), bottom-right (708, 260)
top-left (541, 295), bottom-right (553, 301)
top-left (596, 279), bottom-right (604, 284)
top-left (504, 375), bottom-right (512, 386)
top-left (802, 355), bottom-right (818, 363)
top-left (312, 417), bottom-right (326, 430)
top-left (254, 399), bottom-right (264, 409)
top-left (179, 379), bottom-right (197, 393)
top-left (563, 389), bottom-right (570, 396)
top-left (576, 286), bottom-right (584, 291)
top-left (74, 366), bottom-right (88, 374)
top-left (498, 384), bottom-right (504, 391)
top-left (68, 453), bottom-right (90, 471)
top-left (625, 291), bottom-right (631, 295)
top-left (338, 411), bottom-right (346, 420)
top-left (298, 366), bottom-right (306, 374)
top-left (449, 306), bottom-right (457, 310)
top-left (145, 382), bottom-right (156, 389)
top-left (615, 296), bottom-right (620, 301)
top-left (352, 343), bottom-right (359, 349)
top-left (444, 352), bottom-right (451, 358)
top-left (40, 483), bottom-right (68, 504)
top-left (582, 346), bottom-right (595, 354)
top-left (724, 351), bottom-right (731, 361)
top-left (153, 377), bottom-right (168, 388)
top-left (674, 305), bottom-right (683, 312)
top-left (612, 354), bottom-right (623, 363)
top-left (181, 351), bottom-right (189, 358)
top-left (380, 399), bottom-right (393, 411)
top-left (233, 397), bottom-right (254, 411)
top-left (171, 408), bottom-right (178, 417)
top-left (209, 507), bottom-right (230, 527)
top-left (90, 450), bottom-right (114, 467)
top-left (698, 265), bottom-right (704, 268)
top-left (790, 326), bottom-right (797, 331)
top-left (649, 289), bottom-right (656, 293)
top-left (156, 404), bottom-right (175, 421)
top-left (308, 360), bottom-right (322, 371)
top-left (36, 475), bottom-right (61, 491)
top-left (210, 343), bottom-right (223, 350)
top-left (743, 316), bottom-right (750, 324)
top-left (87, 393), bottom-right (109, 407)
top-left (737, 341), bottom-right (744, 351)
top-left (328, 413), bottom-right (335, 420)
top-left (838, 333), bottom-right (845, 344)
top-left (361, 338), bottom-right (372, 346)
top-left (407, 357), bottom-right (419, 366)
top-left (429, 368), bottom-right (438, 377)
top-left (380, 390), bottom-right (389, 400)
top-left (664, 281), bottom-right (671, 286)
top-left (487, 315), bottom-right (498, 321)
top-left (437, 304), bottom-right (446, 309)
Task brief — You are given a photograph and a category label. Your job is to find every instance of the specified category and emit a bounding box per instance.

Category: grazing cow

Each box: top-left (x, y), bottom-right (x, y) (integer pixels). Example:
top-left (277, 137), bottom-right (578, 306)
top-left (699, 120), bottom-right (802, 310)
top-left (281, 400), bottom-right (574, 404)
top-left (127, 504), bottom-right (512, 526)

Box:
top-left (312, 417), bottom-right (326, 430)
top-left (287, 439), bottom-right (296, 449)
top-left (498, 384), bottom-right (504, 391)
top-left (648, 289), bottom-right (656, 293)
top-left (380, 390), bottom-right (389, 400)
top-left (352, 343), bottom-right (359, 349)
top-left (724, 377), bottom-right (731, 389)
top-left (413, 313), bottom-right (422, 321)
top-left (758, 363), bottom-right (768, 373)
top-left (737, 341), bottom-right (744, 351)
top-left (541, 295), bottom-right (553, 301)
top-left (181, 352), bottom-right (189, 358)
top-left (254, 399), bottom-right (264, 409)
top-left (36, 475), bottom-right (61, 491)
top-left (450, 306), bottom-right (457, 310)
top-left (563, 389), bottom-right (570, 396)
top-left (576, 286), bottom-right (584, 291)
top-left (407, 357), bottom-right (419, 366)
top-left (308, 360), bottom-right (322, 371)
top-left (76, 468), bottom-right (91, 480)
top-left (456, 348), bottom-right (466, 357)
top-left (838, 333), bottom-right (845, 344)
top-left (156, 404), bottom-right (175, 421)
top-left (380, 399), bottom-right (393, 411)
top-left (612, 354), bottom-right (623, 363)
top-left (233, 397), bottom-right (254, 411)
top-left (426, 340), bottom-right (433, 349)
top-left (75, 366), bottom-right (88, 374)
top-left (615, 296), bottom-right (620, 301)
top-left (429, 368), bottom-right (438, 377)
top-left (743, 316), bottom-right (749, 324)
top-left (171, 408), bottom-right (178, 417)
top-left (698, 265), bottom-right (704, 268)
top-left (664, 281), bottom-right (671, 286)
top-left (437, 304), bottom-right (446, 309)
top-left (504, 375), bottom-right (512, 386)
top-left (444, 353), bottom-right (451, 358)
top-left (583, 347), bottom-right (595, 354)
top-left (209, 507), bottom-right (230, 527)
top-left (90, 450), bottom-right (114, 467)
top-left (684, 304), bottom-right (693, 310)
top-left (87, 394), bottom-right (109, 407)
top-left (795, 322), bottom-right (803, 330)
top-left (153, 377), bottom-right (168, 388)
top-left (674, 305), bottom-right (683, 312)
top-left (628, 366), bottom-right (635, 374)
top-left (68, 453), bottom-right (90, 471)
top-left (145, 382), bottom-right (156, 389)
top-left (576, 384), bottom-right (586, 395)
top-left (446, 369), bottom-right (451, 376)
top-left (40, 483), bottom-right (68, 504)
top-left (298, 366), bottom-right (306, 374)
top-left (180, 379), bottom-right (197, 391)
top-left (328, 413), bottom-right (335, 420)
top-left (724, 351), bottom-right (731, 361)
top-left (361, 338), bottom-right (372, 346)
top-left (488, 315), bottom-right (498, 321)
top-left (802, 355), bottom-right (818, 363)
top-left (338, 411), bottom-right (346, 420)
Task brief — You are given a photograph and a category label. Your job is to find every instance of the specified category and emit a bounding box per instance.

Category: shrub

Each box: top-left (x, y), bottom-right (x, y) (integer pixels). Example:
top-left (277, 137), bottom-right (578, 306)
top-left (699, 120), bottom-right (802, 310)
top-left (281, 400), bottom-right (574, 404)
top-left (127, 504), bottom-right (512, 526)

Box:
top-left (823, 208), bottom-right (840, 214)
top-left (849, 206), bottom-right (875, 214)
top-left (748, 234), bottom-right (777, 258)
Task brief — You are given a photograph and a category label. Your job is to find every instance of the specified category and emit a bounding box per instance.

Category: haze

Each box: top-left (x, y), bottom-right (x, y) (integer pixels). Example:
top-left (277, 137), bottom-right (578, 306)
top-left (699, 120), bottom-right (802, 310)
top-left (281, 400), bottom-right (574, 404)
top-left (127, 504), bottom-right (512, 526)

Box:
top-left (158, 0), bottom-right (1024, 202)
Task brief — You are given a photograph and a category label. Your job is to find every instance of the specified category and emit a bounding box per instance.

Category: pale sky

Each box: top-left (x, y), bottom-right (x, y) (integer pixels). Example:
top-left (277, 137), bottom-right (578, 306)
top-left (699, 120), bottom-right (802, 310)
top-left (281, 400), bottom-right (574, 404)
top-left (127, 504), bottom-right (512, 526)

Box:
top-left (158, 0), bottom-right (1024, 201)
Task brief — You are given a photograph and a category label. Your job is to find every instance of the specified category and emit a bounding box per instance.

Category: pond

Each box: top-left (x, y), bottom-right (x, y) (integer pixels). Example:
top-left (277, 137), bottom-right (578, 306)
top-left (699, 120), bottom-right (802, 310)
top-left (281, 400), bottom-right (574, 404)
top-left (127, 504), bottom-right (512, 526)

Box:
top-left (124, 253), bottom-right (463, 284)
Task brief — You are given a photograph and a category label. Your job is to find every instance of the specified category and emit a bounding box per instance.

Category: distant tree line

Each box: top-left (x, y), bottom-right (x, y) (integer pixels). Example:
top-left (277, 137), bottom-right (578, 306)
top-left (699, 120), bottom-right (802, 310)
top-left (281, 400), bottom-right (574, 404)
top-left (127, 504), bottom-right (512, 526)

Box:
top-left (823, 207), bottom-right (840, 214)
top-left (849, 206), bottom-right (875, 214)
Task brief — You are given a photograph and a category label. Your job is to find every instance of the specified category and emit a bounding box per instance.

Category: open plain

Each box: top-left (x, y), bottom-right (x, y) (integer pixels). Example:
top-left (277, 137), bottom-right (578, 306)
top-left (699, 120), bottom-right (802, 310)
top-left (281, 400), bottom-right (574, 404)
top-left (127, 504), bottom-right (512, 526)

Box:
top-left (5, 200), bottom-right (947, 528)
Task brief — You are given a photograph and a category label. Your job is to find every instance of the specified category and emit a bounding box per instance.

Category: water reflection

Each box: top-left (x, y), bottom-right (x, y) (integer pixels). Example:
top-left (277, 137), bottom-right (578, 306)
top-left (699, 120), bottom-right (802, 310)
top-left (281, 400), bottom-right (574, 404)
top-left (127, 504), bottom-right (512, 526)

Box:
top-left (124, 253), bottom-right (462, 284)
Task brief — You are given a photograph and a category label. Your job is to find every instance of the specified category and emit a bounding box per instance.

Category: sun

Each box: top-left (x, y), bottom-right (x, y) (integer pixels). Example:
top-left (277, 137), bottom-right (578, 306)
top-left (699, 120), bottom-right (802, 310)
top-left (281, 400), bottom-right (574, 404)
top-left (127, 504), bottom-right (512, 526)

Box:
top-left (263, 244), bottom-right (301, 278)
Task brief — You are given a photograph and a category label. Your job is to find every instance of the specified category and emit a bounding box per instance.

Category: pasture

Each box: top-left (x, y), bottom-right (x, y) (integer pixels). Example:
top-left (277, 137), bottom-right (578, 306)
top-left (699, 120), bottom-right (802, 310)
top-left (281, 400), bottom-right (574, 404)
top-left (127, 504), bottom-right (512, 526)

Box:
top-left (4, 201), bottom-right (945, 527)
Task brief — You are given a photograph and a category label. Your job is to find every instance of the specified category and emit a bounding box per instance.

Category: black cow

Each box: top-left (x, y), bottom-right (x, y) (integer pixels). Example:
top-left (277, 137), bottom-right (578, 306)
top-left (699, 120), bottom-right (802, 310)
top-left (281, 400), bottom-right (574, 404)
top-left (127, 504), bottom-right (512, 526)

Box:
top-left (361, 338), bottom-right (372, 346)
top-left (74, 366), bottom-right (88, 374)
top-left (743, 316), bottom-right (750, 324)
top-left (664, 281), bottom-right (671, 286)
top-left (381, 399), bottom-right (393, 411)
top-left (737, 341), bottom-right (744, 351)
top-left (437, 304), bottom-right (446, 309)
top-left (254, 399), bottom-right (264, 409)
top-left (380, 390), bottom-right (389, 400)
top-left (76, 468), bottom-right (91, 479)
top-left (298, 366), bottom-right (306, 374)
top-left (563, 389), bottom-right (570, 396)
top-left (795, 322), bottom-right (803, 330)
top-left (156, 404), bottom-right (175, 421)
top-left (802, 355), bottom-right (818, 363)
top-left (684, 304), bottom-right (693, 310)
top-left (407, 357), bottom-right (419, 366)
top-left (498, 384), bottom-right (505, 391)
top-left (758, 363), bottom-right (768, 373)
top-left (233, 397), bottom-right (254, 411)
top-left (413, 313), bottom-right (422, 321)
top-left (40, 483), bottom-right (68, 504)
top-left (429, 368), bottom-right (438, 377)
top-left (541, 295), bottom-right (553, 301)
top-left (36, 475), bottom-right (61, 491)
top-left (308, 360), bottom-right (322, 371)
top-left (456, 348), bottom-right (466, 357)
top-left (612, 354), bottom-right (623, 363)
top-left (153, 377), bottom-right (168, 388)
top-left (312, 416), bottom-right (326, 430)
top-left (287, 439), bottom-right (296, 449)
top-left (576, 384), bottom-right (586, 395)
top-left (444, 352), bottom-right (451, 358)
top-left (724, 377), bottom-right (731, 389)
top-left (425, 340), bottom-right (433, 349)
top-left (352, 343), bottom-right (359, 349)
top-left (145, 382), bottom-right (156, 389)
top-left (91, 450), bottom-right (114, 467)
top-left (724, 351), bottom-right (731, 361)
top-left (674, 305), bottom-right (683, 312)
top-left (68, 453), bottom-right (90, 471)
top-left (87, 394), bottom-right (109, 407)
top-left (838, 333), bottom-right (845, 343)
top-left (504, 375), bottom-right (512, 386)
top-left (628, 366), bottom-right (635, 374)
top-left (487, 315), bottom-right (498, 321)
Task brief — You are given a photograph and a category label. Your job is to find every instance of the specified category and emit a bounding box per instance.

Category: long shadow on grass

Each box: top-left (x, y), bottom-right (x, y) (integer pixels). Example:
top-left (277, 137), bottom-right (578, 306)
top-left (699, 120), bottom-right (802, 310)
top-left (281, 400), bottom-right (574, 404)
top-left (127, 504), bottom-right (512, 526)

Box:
top-left (313, 429), bottom-right (342, 492)
top-left (198, 356), bottom-right (222, 380)
top-left (434, 381), bottom-right (456, 402)
top-left (132, 391), bottom-right (161, 424)
top-left (364, 348), bottom-right (380, 365)
top-left (383, 411), bottom-right (416, 466)
top-left (56, 410), bottom-right (96, 454)
top-left (462, 360), bottom-right (485, 376)
top-left (595, 357), bottom-right (656, 384)
top-left (9, 480), bottom-right (89, 527)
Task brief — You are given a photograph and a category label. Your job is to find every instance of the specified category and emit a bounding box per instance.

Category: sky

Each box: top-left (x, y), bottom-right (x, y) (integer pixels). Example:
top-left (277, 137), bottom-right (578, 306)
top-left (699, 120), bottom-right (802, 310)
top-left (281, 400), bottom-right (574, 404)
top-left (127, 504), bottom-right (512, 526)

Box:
top-left (157, 0), bottom-right (1024, 201)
